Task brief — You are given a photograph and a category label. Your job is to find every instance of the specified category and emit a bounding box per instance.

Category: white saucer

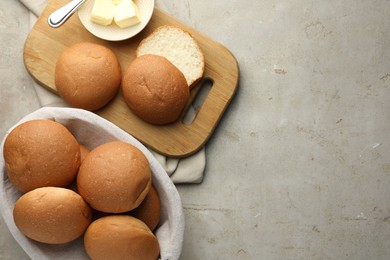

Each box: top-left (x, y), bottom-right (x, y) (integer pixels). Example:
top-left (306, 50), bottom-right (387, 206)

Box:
top-left (78, 0), bottom-right (155, 41)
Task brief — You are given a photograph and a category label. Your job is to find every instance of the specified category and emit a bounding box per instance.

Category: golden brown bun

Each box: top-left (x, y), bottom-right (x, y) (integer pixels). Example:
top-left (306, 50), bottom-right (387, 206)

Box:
top-left (55, 42), bottom-right (121, 111)
top-left (122, 54), bottom-right (190, 125)
top-left (77, 141), bottom-right (152, 213)
top-left (79, 144), bottom-right (90, 163)
top-left (13, 187), bottom-right (92, 244)
top-left (3, 120), bottom-right (80, 193)
top-left (84, 215), bottom-right (160, 260)
top-left (130, 185), bottom-right (161, 231)
top-left (66, 144), bottom-right (90, 193)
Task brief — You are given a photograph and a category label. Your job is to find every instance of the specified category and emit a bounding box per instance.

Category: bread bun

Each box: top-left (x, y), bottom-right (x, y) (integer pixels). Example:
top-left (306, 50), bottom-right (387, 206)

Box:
top-left (136, 25), bottom-right (205, 88)
top-left (122, 54), bottom-right (190, 125)
top-left (13, 187), bottom-right (92, 244)
top-left (3, 120), bottom-right (80, 193)
top-left (84, 215), bottom-right (160, 260)
top-left (66, 144), bottom-right (90, 193)
top-left (79, 144), bottom-right (90, 163)
top-left (130, 185), bottom-right (160, 231)
top-left (77, 141), bottom-right (151, 213)
top-left (55, 42), bottom-right (121, 111)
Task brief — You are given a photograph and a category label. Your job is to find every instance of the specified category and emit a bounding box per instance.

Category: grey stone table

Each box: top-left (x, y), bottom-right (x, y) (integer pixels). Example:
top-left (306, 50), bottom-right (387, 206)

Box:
top-left (1, 0), bottom-right (390, 259)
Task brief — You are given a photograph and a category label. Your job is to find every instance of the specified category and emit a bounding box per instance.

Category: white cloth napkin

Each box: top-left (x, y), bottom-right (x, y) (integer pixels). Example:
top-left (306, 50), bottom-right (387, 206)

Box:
top-left (0, 107), bottom-right (184, 260)
top-left (19, 0), bottom-right (205, 184)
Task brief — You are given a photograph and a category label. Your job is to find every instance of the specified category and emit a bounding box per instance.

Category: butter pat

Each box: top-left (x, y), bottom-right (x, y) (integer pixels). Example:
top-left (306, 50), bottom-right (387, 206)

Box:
top-left (91, 0), bottom-right (116, 26)
top-left (114, 0), bottom-right (141, 28)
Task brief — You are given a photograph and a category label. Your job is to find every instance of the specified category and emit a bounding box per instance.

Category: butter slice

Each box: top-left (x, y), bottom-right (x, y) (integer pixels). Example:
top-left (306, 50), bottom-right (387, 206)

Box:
top-left (114, 0), bottom-right (141, 28)
top-left (91, 0), bottom-right (116, 26)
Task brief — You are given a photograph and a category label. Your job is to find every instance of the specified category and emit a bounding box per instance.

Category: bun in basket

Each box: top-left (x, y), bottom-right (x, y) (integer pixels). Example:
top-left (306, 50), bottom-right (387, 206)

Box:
top-left (84, 215), bottom-right (160, 260)
top-left (55, 42), bottom-right (121, 111)
top-left (13, 187), bottom-right (92, 244)
top-left (136, 25), bottom-right (205, 88)
top-left (77, 141), bottom-right (152, 213)
top-left (3, 119), bottom-right (80, 192)
top-left (79, 144), bottom-right (90, 163)
top-left (130, 185), bottom-right (161, 231)
top-left (122, 54), bottom-right (190, 125)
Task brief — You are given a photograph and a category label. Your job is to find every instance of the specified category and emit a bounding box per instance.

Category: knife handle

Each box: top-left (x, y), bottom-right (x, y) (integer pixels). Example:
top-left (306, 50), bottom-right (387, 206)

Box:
top-left (48, 0), bottom-right (86, 28)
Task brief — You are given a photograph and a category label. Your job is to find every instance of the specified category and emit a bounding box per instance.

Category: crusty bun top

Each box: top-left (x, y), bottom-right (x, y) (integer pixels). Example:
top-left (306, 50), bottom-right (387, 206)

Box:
top-left (122, 54), bottom-right (190, 125)
top-left (3, 119), bottom-right (80, 193)
top-left (79, 144), bottom-right (90, 163)
top-left (136, 25), bottom-right (205, 88)
top-left (84, 215), bottom-right (160, 260)
top-left (13, 187), bottom-right (92, 244)
top-left (77, 141), bottom-right (152, 213)
top-left (130, 184), bottom-right (161, 231)
top-left (55, 42), bottom-right (121, 111)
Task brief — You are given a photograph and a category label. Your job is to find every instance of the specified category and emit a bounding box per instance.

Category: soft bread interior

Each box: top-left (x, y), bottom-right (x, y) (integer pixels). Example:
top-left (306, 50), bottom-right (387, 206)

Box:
top-left (137, 26), bottom-right (205, 88)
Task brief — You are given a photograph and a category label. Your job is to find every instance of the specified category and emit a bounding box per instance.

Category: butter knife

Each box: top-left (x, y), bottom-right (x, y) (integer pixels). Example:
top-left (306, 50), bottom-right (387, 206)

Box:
top-left (48, 0), bottom-right (86, 28)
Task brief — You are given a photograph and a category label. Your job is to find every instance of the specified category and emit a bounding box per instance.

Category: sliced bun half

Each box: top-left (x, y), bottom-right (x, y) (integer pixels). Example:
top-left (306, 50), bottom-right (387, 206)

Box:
top-left (136, 25), bottom-right (205, 88)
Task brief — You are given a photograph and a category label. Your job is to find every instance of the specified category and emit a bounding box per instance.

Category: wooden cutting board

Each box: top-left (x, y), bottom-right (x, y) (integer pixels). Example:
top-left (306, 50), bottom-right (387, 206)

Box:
top-left (23, 0), bottom-right (239, 158)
